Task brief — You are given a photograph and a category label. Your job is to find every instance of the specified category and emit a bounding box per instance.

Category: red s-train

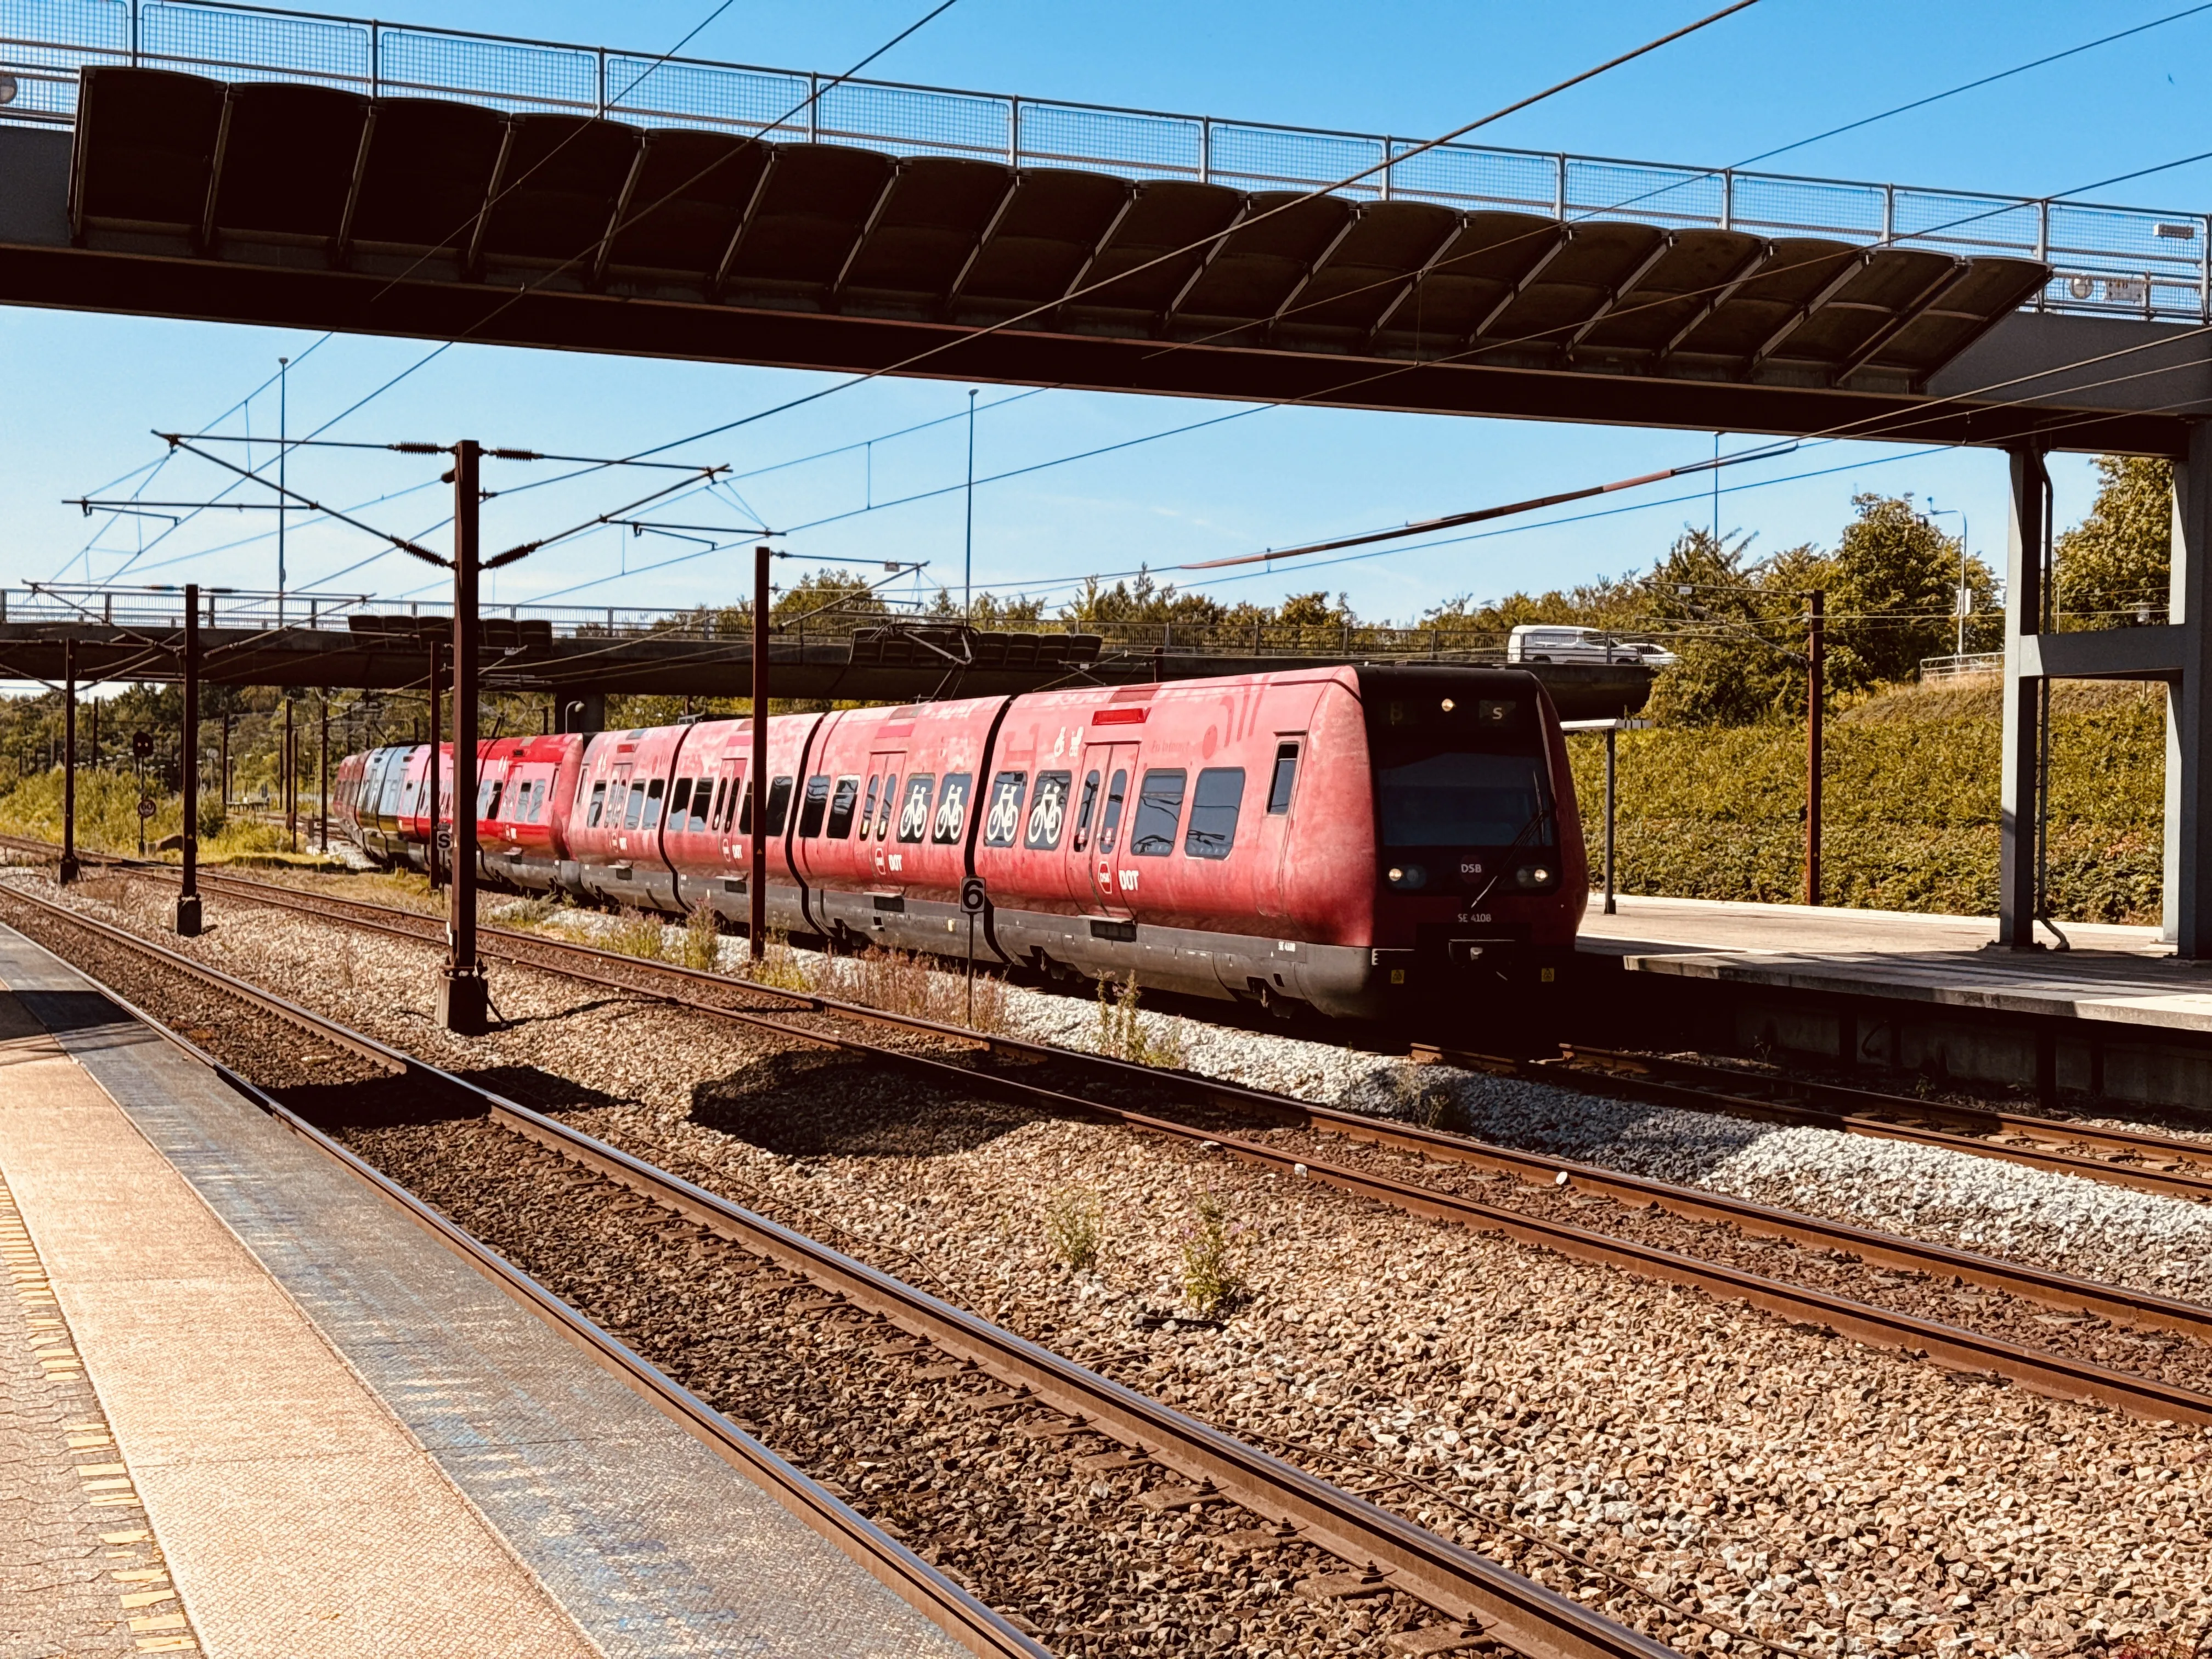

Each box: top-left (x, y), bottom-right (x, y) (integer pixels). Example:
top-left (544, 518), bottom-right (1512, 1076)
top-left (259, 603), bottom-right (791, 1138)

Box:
top-left (335, 664), bottom-right (1587, 1019)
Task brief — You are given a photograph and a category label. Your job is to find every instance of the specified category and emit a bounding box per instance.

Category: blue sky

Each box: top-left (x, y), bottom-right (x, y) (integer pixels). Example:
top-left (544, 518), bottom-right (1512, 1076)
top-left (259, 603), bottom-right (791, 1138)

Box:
top-left (6, 0), bottom-right (2209, 640)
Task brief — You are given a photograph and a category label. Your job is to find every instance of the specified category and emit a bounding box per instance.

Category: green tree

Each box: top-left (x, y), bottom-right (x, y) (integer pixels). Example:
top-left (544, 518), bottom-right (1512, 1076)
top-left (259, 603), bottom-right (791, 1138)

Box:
top-left (2056, 455), bottom-right (2171, 627)
top-left (1643, 530), bottom-right (1817, 726)
top-left (1824, 492), bottom-right (1993, 690)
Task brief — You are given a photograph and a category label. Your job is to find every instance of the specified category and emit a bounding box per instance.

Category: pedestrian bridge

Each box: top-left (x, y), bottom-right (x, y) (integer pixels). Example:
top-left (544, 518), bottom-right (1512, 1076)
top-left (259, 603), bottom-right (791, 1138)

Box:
top-left (1, 0), bottom-right (2204, 453)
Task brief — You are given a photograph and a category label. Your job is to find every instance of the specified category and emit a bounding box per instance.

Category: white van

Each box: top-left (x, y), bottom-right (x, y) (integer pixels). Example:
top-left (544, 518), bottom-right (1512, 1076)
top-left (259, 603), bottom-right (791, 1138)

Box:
top-left (1506, 625), bottom-right (1678, 668)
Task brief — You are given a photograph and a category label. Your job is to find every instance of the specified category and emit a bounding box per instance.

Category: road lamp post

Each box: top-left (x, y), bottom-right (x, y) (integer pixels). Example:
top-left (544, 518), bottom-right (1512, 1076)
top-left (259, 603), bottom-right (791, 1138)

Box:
top-left (1927, 501), bottom-right (1969, 657)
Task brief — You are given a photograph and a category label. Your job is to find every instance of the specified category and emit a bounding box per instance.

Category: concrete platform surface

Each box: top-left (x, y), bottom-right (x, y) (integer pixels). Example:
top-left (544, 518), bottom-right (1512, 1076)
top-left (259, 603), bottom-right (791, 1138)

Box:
top-left (0, 920), bottom-right (969, 1659)
top-left (1578, 894), bottom-right (2212, 1034)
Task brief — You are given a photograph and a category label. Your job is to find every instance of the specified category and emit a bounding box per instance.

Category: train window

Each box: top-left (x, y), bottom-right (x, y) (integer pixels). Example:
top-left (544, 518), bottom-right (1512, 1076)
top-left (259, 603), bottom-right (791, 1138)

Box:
top-left (682, 780), bottom-right (707, 832)
top-left (874, 774), bottom-right (900, 839)
top-left (1267, 742), bottom-right (1300, 814)
top-left (895, 775), bottom-right (935, 843)
top-left (477, 776), bottom-right (501, 820)
top-left (1024, 771), bottom-right (1071, 850)
top-left (826, 776), bottom-right (861, 838)
top-left (586, 781), bottom-right (607, 827)
top-left (752, 778), bottom-right (787, 836)
top-left (931, 774), bottom-right (972, 844)
top-left (641, 778), bottom-right (667, 830)
top-left (857, 775), bottom-right (881, 839)
top-left (1378, 753), bottom-right (1548, 848)
top-left (1097, 769), bottom-right (1129, 855)
top-left (982, 771), bottom-right (1026, 847)
top-left (738, 785), bottom-right (751, 835)
top-left (1071, 770), bottom-right (1101, 850)
top-left (1184, 768), bottom-right (1245, 859)
top-left (765, 776), bottom-right (793, 836)
top-left (529, 780), bottom-right (549, 823)
top-left (709, 777), bottom-right (729, 832)
top-left (669, 778), bottom-right (694, 830)
top-left (1131, 769), bottom-right (1186, 856)
top-left (798, 775), bottom-right (831, 838)
top-left (616, 781), bottom-right (641, 829)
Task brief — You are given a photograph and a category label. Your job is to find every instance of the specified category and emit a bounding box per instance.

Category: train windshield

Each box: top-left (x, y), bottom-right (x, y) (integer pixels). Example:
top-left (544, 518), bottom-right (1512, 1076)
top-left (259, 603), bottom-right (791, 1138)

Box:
top-left (1376, 752), bottom-right (1551, 849)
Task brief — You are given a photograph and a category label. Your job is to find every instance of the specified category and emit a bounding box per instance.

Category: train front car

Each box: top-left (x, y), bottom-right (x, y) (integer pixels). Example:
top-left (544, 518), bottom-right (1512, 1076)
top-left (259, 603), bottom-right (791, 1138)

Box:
top-left (1348, 664), bottom-right (1587, 1019)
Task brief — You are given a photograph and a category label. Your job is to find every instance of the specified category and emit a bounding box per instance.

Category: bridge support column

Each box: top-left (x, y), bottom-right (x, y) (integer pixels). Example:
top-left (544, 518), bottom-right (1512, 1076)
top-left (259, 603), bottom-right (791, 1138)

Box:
top-left (2164, 424), bottom-right (2212, 955)
top-left (1997, 445), bottom-right (2050, 948)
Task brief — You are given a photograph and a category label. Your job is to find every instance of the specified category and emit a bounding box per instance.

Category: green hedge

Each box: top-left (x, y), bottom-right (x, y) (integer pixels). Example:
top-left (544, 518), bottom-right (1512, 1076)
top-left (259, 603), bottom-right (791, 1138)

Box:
top-left (1570, 684), bottom-right (2166, 923)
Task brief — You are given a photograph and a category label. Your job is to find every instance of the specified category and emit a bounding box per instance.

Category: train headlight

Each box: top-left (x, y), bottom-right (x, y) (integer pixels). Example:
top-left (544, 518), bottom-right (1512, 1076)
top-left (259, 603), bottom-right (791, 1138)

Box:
top-left (1513, 864), bottom-right (1555, 890)
top-left (1385, 863), bottom-right (1429, 891)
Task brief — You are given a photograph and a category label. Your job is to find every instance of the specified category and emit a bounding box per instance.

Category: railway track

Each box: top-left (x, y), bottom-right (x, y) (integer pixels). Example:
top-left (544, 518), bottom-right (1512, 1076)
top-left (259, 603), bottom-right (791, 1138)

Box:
top-left (32, 861), bottom-right (2212, 1424)
top-left (0, 883), bottom-right (1681, 1659)
top-left (1407, 1040), bottom-right (2212, 1206)
top-left (26, 834), bottom-right (2205, 1210)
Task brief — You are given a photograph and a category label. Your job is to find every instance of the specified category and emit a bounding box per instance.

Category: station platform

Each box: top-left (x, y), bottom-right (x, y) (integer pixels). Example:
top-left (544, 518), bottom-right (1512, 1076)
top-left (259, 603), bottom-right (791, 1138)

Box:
top-left (0, 921), bottom-right (969, 1659)
top-left (1575, 894), bottom-right (2212, 1105)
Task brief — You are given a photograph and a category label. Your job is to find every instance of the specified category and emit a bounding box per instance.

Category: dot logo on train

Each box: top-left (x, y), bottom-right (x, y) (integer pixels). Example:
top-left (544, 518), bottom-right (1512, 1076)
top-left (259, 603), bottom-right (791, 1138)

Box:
top-left (327, 666), bottom-right (1586, 1020)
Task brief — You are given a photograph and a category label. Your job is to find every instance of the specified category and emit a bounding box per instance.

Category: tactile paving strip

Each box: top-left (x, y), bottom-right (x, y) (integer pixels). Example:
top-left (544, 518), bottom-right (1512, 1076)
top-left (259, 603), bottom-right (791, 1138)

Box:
top-left (0, 1154), bottom-right (201, 1656)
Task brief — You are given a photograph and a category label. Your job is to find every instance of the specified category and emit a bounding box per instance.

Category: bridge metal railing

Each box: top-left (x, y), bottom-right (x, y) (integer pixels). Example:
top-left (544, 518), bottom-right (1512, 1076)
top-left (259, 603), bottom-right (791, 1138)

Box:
top-left (1918, 651), bottom-right (2005, 680)
top-left (2, 0), bottom-right (2206, 324)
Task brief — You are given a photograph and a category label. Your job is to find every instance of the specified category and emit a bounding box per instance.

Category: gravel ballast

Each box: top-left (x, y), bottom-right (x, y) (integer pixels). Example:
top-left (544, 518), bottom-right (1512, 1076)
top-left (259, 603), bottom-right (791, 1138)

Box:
top-left (532, 904), bottom-right (2212, 1309)
top-left (9, 873), bottom-right (2212, 1659)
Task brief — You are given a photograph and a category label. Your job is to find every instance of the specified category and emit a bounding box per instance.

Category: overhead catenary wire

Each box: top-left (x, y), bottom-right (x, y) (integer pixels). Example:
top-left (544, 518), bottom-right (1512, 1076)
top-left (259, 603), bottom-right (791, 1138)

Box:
top-left (596, 0), bottom-right (1765, 474)
top-left (87, 1), bottom-right (2121, 611)
top-left (62, 5), bottom-right (2202, 624)
top-left (50, 0), bottom-right (971, 612)
top-left (1137, 3), bottom-right (2212, 371)
top-left (63, 334), bottom-right (338, 583)
top-left (1140, 132), bottom-right (2212, 585)
top-left (570, 23), bottom-right (2212, 606)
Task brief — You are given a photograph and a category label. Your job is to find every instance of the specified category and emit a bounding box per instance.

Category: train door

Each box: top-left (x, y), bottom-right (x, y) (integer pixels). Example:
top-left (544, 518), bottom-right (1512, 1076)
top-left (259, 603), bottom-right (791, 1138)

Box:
top-left (713, 755), bottom-right (747, 862)
top-left (1256, 732), bottom-right (1308, 922)
top-left (1068, 740), bottom-right (1137, 917)
top-left (862, 749), bottom-right (905, 884)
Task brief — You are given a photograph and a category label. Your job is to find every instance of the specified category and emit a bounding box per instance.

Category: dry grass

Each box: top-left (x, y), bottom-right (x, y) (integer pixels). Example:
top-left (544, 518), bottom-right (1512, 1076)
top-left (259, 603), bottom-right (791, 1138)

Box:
top-left (737, 930), bottom-right (817, 994)
top-left (603, 907), bottom-right (669, 962)
top-left (679, 903), bottom-right (722, 972)
top-left (1093, 973), bottom-right (1187, 1068)
top-left (842, 945), bottom-right (1008, 1034)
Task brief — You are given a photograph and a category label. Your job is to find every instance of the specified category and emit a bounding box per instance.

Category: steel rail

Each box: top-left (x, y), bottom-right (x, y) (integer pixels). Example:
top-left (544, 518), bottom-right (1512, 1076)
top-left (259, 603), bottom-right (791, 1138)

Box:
top-left (127, 862), bottom-right (2212, 1350)
top-left (0, 884), bottom-right (1673, 1659)
top-left (1415, 1041), bottom-right (2212, 1206)
top-left (0, 894), bottom-right (1048, 1659)
top-left (79, 848), bottom-right (2212, 1204)
top-left (46, 864), bottom-right (2212, 1419)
